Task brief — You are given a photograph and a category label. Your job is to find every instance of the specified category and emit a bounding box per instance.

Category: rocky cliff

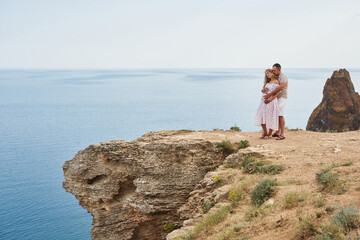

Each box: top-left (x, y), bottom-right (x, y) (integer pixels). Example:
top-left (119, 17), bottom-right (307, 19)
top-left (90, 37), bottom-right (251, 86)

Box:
top-left (63, 130), bottom-right (360, 240)
top-left (62, 130), bottom-right (226, 240)
top-left (306, 69), bottom-right (360, 132)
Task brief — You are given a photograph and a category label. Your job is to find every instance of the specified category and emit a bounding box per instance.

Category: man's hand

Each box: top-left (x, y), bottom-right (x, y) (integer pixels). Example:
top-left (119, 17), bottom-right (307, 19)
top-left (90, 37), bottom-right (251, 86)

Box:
top-left (261, 88), bottom-right (269, 93)
top-left (264, 99), bottom-right (270, 104)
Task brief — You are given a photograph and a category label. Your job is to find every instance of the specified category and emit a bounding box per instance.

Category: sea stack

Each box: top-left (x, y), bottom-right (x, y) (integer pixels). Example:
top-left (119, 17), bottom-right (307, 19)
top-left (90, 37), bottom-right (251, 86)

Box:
top-left (306, 69), bottom-right (360, 132)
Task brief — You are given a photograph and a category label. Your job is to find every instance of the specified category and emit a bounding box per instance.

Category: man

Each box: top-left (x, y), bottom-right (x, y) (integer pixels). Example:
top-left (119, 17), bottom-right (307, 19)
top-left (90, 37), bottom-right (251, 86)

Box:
top-left (264, 63), bottom-right (288, 140)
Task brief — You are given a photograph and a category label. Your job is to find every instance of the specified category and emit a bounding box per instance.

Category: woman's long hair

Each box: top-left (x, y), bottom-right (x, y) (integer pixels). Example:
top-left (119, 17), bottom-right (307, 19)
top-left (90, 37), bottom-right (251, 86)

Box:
top-left (263, 69), bottom-right (278, 88)
top-left (263, 69), bottom-right (273, 88)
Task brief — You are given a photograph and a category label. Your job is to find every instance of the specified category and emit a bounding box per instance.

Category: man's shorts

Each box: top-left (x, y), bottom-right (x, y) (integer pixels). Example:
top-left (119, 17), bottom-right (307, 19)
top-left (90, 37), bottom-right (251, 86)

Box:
top-left (278, 97), bottom-right (287, 117)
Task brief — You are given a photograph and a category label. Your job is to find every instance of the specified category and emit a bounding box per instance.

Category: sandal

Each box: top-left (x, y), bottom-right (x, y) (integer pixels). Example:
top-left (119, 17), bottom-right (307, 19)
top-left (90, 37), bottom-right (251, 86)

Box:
top-left (272, 133), bottom-right (280, 138)
top-left (260, 133), bottom-right (268, 139)
top-left (276, 136), bottom-right (285, 140)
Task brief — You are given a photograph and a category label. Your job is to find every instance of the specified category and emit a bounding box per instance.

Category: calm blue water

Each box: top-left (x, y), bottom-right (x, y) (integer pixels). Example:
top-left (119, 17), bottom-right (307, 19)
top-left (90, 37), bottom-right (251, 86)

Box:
top-left (0, 68), bottom-right (359, 239)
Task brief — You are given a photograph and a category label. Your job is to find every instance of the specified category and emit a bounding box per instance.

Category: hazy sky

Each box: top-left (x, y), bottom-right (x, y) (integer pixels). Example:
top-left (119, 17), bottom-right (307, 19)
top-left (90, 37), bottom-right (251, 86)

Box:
top-left (1, 0), bottom-right (359, 68)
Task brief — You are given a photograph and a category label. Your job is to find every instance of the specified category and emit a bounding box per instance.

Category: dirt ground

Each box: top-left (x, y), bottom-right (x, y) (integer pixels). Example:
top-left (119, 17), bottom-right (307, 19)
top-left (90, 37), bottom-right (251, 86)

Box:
top-left (171, 129), bottom-right (360, 240)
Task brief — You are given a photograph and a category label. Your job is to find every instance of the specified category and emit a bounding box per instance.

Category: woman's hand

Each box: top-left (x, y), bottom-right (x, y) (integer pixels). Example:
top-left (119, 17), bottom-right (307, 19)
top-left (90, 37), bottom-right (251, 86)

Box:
top-left (261, 88), bottom-right (269, 93)
top-left (264, 92), bottom-right (272, 100)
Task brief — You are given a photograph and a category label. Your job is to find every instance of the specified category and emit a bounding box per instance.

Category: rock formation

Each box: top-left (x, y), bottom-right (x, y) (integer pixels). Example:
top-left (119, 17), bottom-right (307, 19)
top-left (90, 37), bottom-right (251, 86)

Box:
top-left (306, 69), bottom-right (360, 132)
top-left (62, 131), bottom-right (225, 240)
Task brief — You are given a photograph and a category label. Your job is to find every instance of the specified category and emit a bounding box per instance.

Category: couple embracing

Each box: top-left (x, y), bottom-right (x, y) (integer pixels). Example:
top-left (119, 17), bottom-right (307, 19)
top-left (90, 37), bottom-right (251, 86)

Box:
top-left (254, 63), bottom-right (288, 140)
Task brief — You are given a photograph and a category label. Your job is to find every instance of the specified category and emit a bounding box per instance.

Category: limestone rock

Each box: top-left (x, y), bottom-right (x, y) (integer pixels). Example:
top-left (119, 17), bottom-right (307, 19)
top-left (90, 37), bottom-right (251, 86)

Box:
top-left (306, 69), bottom-right (360, 132)
top-left (62, 131), bottom-right (225, 240)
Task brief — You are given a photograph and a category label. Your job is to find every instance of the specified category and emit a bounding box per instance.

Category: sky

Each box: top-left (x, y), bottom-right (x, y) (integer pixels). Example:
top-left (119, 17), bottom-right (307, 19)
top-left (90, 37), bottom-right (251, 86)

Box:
top-left (1, 0), bottom-right (360, 69)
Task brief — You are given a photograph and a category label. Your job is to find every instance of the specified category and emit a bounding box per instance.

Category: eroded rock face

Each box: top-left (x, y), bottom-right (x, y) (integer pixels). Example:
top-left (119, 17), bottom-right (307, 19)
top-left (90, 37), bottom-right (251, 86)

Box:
top-left (306, 69), bottom-right (360, 132)
top-left (62, 131), bottom-right (225, 240)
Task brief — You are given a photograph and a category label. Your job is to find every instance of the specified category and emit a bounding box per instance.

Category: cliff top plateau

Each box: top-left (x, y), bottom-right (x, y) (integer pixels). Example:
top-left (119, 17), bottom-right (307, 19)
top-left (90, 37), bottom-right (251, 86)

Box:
top-left (63, 129), bottom-right (360, 240)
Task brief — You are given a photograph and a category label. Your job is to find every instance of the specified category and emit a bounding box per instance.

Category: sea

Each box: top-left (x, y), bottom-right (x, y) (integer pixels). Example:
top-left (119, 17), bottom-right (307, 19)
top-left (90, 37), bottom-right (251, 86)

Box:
top-left (0, 68), bottom-right (359, 239)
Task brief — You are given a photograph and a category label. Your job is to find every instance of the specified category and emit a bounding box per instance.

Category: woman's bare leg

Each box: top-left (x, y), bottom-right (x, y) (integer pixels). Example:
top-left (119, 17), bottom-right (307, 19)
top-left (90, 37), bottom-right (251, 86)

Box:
top-left (261, 124), bottom-right (267, 138)
top-left (268, 129), bottom-right (273, 137)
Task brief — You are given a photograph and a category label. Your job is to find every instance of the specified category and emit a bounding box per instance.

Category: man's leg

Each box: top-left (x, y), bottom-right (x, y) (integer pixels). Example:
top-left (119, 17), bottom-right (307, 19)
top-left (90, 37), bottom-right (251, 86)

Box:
top-left (279, 116), bottom-right (285, 136)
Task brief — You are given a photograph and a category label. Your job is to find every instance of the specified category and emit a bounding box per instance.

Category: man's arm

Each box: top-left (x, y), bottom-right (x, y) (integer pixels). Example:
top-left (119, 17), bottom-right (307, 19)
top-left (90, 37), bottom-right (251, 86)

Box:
top-left (264, 82), bottom-right (286, 100)
top-left (265, 91), bottom-right (281, 104)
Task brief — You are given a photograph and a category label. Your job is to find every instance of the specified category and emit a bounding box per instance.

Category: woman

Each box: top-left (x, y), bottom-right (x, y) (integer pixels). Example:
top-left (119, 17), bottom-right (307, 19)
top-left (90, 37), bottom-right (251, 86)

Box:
top-left (254, 69), bottom-right (280, 138)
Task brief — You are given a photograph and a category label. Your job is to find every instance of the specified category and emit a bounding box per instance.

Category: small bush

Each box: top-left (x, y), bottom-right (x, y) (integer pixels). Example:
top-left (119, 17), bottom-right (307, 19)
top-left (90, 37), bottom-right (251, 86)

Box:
top-left (178, 129), bottom-right (195, 133)
top-left (216, 140), bottom-right (236, 155)
top-left (228, 189), bottom-right (245, 202)
top-left (325, 206), bottom-right (336, 213)
top-left (236, 140), bottom-right (250, 149)
top-left (282, 192), bottom-right (304, 209)
top-left (342, 161), bottom-right (353, 166)
top-left (164, 222), bottom-right (175, 233)
top-left (317, 171), bottom-right (339, 189)
top-left (251, 179), bottom-right (277, 206)
top-left (230, 125), bottom-right (241, 132)
top-left (233, 224), bottom-right (245, 232)
top-left (332, 205), bottom-right (360, 233)
top-left (191, 205), bottom-right (233, 238)
top-left (287, 179), bottom-right (303, 185)
top-left (316, 165), bottom-right (346, 194)
top-left (314, 193), bottom-right (325, 208)
top-left (316, 233), bottom-right (336, 240)
top-left (288, 128), bottom-right (302, 131)
top-left (241, 155), bottom-right (284, 175)
top-left (214, 175), bottom-right (222, 183)
top-left (319, 222), bottom-right (344, 240)
top-left (296, 215), bottom-right (319, 239)
top-left (201, 201), bottom-right (215, 214)
top-left (260, 164), bottom-right (284, 175)
top-left (244, 205), bottom-right (266, 221)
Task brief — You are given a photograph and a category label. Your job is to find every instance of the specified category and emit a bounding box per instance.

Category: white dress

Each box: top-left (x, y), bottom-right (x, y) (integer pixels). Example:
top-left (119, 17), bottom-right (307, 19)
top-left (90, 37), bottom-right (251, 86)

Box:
top-left (254, 83), bottom-right (279, 131)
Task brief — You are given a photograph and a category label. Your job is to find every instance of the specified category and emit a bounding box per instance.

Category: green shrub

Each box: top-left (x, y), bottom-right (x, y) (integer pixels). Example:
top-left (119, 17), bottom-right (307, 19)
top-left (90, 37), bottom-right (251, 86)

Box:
top-left (295, 215), bottom-right (319, 239)
top-left (342, 161), bottom-right (353, 166)
top-left (244, 205), bottom-right (266, 221)
top-left (236, 140), bottom-right (250, 149)
top-left (282, 192), bottom-right (304, 209)
top-left (251, 179), bottom-right (277, 206)
top-left (216, 140), bottom-right (236, 155)
top-left (201, 201), bottom-right (215, 214)
top-left (178, 129), bottom-right (195, 133)
top-left (314, 193), bottom-right (325, 208)
top-left (164, 222), bottom-right (175, 233)
top-left (244, 204), bottom-right (274, 221)
top-left (229, 125), bottom-right (241, 132)
top-left (316, 165), bottom-right (346, 194)
top-left (315, 233), bottom-right (336, 240)
top-left (288, 127), bottom-right (302, 131)
top-left (260, 164), bottom-right (284, 175)
top-left (191, 205), bottom-right (233, 238)
top-left (241, 155), bottom-right (284, 175)
top-left (319, 222), bottom-right (344, 240)
top-left (332, 205), bottom-right (360, 233)
top-left (325, 206), bottom-right (336, 213)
